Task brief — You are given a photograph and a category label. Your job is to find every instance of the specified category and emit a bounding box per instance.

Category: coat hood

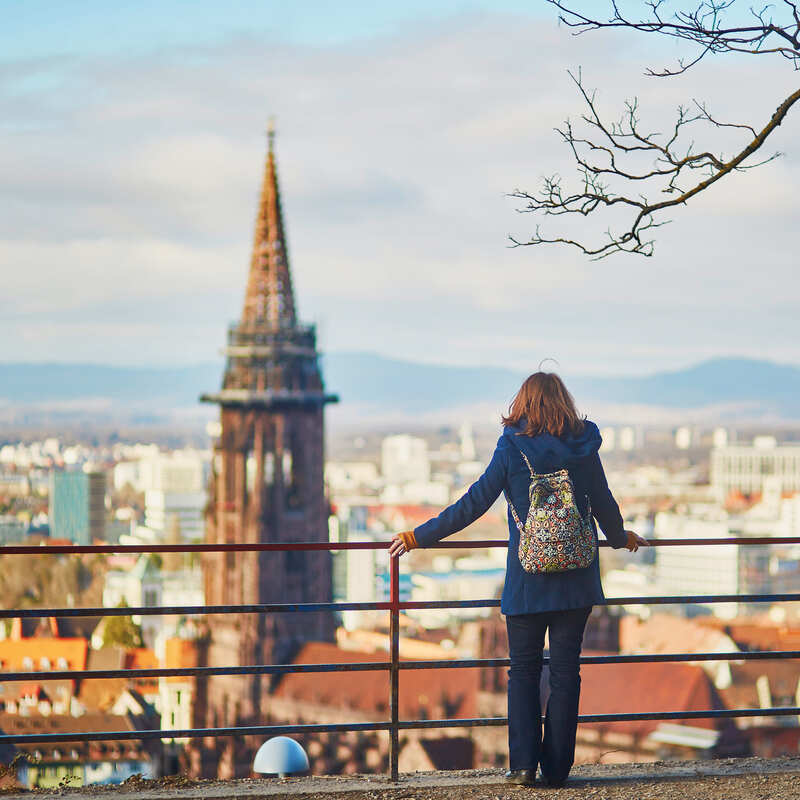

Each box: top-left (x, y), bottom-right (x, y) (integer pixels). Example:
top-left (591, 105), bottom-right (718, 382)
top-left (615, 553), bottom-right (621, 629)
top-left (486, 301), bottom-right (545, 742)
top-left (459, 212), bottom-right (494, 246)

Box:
top-left (502, 419), bottom-right (602, 470)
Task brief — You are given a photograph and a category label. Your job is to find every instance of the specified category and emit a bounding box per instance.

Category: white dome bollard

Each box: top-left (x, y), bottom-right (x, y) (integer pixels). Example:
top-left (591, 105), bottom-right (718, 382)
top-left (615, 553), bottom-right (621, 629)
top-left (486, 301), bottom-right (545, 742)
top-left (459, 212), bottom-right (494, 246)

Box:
top-left (253, 736), bottom-right (310, 778)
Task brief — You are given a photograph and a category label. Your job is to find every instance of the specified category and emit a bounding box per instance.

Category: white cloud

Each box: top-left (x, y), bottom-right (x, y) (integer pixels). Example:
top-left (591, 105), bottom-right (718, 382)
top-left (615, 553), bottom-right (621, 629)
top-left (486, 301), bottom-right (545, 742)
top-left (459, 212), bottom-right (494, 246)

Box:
top-left (0, 15), bottom-right (798, 373)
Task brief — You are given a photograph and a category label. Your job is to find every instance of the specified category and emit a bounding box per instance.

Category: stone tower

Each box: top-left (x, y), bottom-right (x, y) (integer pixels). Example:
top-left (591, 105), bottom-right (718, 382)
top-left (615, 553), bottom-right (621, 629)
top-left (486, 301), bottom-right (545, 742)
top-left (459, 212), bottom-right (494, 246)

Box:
top-left (198, 130), bottom-right (337, 771)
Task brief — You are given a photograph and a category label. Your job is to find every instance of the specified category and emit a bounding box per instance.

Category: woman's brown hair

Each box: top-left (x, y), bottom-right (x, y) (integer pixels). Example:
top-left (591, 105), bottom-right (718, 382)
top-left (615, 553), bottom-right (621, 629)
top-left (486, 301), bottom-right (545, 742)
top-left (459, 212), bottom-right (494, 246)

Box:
top-left (502, 372), bottom-right (584, 438)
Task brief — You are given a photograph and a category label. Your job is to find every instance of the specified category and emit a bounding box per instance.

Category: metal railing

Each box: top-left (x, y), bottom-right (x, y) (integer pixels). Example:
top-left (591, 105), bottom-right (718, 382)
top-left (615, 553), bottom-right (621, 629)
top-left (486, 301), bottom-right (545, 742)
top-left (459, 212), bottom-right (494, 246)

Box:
top-left (2, 536), bottom-right (800, 781)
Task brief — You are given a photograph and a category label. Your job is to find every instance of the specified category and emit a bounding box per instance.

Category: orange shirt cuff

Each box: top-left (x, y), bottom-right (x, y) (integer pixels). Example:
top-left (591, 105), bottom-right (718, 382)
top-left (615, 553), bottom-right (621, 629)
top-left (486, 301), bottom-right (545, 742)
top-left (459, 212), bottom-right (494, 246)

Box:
top-left (399, 531), bottom-right (418, 550)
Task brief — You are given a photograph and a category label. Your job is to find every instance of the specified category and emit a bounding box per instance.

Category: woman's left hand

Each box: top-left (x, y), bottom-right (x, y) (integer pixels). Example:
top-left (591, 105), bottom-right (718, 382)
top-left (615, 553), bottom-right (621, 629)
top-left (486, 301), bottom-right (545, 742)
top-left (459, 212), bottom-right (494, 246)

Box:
top-left (624, 530), bottom-right (649, 552)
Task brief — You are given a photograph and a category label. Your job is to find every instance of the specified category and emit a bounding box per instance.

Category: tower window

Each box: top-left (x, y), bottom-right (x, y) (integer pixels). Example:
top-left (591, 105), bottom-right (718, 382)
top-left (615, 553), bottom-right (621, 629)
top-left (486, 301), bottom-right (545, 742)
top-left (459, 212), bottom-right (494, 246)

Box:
top-left (224, 454), bottom-right (236, 503)
top-left (285, 431), bottom-right (307, 511)
top-left (246, 452), bottom-right (256, 494)
top-left (264, 452), bottom-right (275, 485)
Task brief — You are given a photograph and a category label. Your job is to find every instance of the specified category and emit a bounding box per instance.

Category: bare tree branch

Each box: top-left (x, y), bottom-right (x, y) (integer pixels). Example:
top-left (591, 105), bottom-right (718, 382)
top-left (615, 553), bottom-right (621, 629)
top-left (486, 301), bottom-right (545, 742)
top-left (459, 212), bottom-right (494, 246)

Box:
top-left (550, 0), bottom-right (800, 68)
top-left (512, 1), bottom-right (800, 257)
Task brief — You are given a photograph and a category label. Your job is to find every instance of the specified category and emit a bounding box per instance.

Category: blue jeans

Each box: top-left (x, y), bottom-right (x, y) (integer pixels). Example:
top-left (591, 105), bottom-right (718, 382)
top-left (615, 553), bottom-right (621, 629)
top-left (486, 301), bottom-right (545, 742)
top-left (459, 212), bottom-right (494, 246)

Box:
top-left (506, 606), bottom-right (592, 783)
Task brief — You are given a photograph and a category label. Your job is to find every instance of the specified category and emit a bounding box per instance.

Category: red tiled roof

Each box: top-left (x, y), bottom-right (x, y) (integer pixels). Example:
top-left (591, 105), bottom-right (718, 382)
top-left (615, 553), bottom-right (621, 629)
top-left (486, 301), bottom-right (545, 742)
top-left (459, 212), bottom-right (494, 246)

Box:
top-left (619, 613), bottom-right (735, 656)
top-left (125, 648), bottom-right (158, 695)
top-left (3, 679), bottom-right (72, 705)
top-left (164, 638), bottom-right (198, 683)
top-left (578, 657), bottom-right (718, 737)
top-left (719, 622), bottom-right (800, 652)
top-left (418, 737), bottom-right (474, 770)
top-left (17, 683), bottom-right (46, 699)
top-left (125, 648), bottom-right (158, 670)
top-left (0, 637), bottom-right (87, 671)
top-left (0, 712), bottom-right (150, 762)
top-left (719, 660), bottom-right (800, 710)
top-left (79, 646), bottom-right (128, 711)
top-left (273, 642), bottom-right (478, 720)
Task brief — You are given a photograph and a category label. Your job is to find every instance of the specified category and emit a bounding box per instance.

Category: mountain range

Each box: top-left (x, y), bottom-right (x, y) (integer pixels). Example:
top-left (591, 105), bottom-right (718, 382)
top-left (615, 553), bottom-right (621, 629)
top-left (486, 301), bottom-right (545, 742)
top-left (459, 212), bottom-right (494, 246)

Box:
top-left (0, 354), bottom-right (798, 426)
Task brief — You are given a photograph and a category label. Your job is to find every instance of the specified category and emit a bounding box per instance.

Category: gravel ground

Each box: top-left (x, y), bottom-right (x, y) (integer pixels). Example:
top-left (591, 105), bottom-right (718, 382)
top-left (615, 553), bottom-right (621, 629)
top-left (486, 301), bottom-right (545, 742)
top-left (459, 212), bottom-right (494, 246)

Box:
top-left (291, 772), bottom-right (799, 800)
top-left (4, 758), bottom-right (800, 800)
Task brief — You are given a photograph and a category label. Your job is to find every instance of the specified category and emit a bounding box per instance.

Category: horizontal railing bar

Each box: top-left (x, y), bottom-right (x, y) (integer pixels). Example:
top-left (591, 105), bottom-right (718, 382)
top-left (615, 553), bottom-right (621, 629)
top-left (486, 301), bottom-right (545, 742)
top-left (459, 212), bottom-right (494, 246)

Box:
top-left (5, 592), bottom-right (800, 619)
top-left (399, 706), bottom-right (800, 729)
top-left (4, 650), bottom-right (797, 684)
top-left (399, 717), bottom-right (507, 730)
top-left (2, 706), bottom-right (798, 745)
top-left (0, 542), bottom-right (393, 556)
top-left (0, 722), bottom-right (393, 745)
top-left (602, 593), bottom-right (800, 606)
top-left (397, 650), bottom-right (800, 670)
top-left (3, 536), bottom-right (800, 556)
top-left (579, 650), bottom-right (800, 665)
top-left (393, 593), bottom-right (800, 611)
top-left (0, 601), bottom-right (391, 619)
top-left (397, 599), bottom-right (501, 610)
top-left (0, 661), bottom-right (392, 682)
top-left (626, 537), bottom-right (800, 547)
top-left (580, 706), bottom-right (800, 723)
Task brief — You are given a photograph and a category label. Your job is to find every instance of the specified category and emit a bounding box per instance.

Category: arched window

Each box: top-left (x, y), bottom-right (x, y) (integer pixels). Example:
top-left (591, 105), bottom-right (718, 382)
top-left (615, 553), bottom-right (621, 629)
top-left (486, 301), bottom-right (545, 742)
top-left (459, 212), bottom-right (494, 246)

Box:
top-left (264, 452), bottom-right (275, 484)
top-left (285, 428), bottom-right (307, 511)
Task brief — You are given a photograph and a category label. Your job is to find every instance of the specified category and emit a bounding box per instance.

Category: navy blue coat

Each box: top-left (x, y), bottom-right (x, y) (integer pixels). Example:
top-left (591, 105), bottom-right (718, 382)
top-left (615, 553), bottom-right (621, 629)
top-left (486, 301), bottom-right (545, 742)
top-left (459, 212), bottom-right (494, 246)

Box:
top-left (414, 420), bottom-right (628, 615)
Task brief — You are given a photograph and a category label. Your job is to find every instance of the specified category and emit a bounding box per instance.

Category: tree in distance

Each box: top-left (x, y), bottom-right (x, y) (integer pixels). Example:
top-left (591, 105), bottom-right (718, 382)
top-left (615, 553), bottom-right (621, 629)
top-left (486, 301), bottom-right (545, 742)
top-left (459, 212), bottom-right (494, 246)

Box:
top-left (511, 0), bottom-right (800, 258)
top-left (102, 600), bottom-right (143, 649)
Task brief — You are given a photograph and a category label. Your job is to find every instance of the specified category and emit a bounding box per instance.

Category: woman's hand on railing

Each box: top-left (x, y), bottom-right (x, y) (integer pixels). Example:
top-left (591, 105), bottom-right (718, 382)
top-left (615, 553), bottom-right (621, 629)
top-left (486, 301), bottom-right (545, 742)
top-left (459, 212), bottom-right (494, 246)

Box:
top-left (625, 531), bottom-right (649, 552)
top-left (388, 531), bottom-right (417, 558)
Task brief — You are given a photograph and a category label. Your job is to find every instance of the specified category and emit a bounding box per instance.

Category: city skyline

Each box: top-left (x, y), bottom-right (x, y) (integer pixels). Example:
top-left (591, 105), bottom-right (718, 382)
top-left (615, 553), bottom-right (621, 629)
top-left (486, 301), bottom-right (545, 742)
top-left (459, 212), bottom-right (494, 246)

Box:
top-left (2, 4), bottom-right (800, 780)
top-left (2, 2), bottom-right (798, 377)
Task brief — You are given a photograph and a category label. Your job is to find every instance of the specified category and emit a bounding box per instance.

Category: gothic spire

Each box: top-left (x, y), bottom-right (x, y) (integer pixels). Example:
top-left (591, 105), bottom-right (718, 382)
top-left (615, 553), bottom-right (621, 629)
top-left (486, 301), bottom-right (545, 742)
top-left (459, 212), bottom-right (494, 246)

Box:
top-left (241, 123), bottom-right (297, 328)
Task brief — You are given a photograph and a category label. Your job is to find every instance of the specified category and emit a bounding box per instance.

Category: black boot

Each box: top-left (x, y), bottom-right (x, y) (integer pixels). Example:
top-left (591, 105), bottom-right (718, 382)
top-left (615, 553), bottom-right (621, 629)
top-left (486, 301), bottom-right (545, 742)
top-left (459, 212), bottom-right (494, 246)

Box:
top-left (540, 770), bottom-right (566, 788)
top-left (504, 769), bottom-right (535, 786)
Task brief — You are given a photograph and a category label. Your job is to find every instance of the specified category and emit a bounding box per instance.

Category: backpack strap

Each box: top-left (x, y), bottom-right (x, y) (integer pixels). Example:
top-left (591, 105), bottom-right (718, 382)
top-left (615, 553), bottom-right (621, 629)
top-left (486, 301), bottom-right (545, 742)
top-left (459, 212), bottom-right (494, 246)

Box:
top-left (503, 435), bottom-right (534, 534)
top-left (506, 436), bottom-right (594, 526)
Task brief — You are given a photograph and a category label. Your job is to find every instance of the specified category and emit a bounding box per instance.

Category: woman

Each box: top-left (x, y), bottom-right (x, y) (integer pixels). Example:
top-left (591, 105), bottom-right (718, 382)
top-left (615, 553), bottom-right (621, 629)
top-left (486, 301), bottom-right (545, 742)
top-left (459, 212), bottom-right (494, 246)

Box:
top-left (389, 371), bottom-right (647, 787)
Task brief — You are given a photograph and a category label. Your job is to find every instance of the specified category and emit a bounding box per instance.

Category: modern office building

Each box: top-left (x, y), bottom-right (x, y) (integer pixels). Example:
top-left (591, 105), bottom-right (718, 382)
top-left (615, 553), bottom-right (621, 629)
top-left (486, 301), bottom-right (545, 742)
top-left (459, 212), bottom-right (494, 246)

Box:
top-left (653, 492), bottom-right (800, 618)
top-left (143, 490), bottom-right (205, 541)
top-left (114, 451), bottom-right (207, 542)
top-left (710, 437), bottom-right (800, 500)
top-left (0, 515), bottom-right (26, 545)
top-left (381, 435), bottom-right (430, 484)
top-left (48, 470), bottom-right (105, 544)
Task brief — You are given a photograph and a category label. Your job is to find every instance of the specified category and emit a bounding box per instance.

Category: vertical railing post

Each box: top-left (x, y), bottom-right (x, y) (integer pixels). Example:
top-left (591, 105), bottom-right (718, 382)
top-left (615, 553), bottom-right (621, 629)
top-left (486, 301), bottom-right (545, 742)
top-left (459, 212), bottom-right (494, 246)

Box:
top-left (389, 552), bottom-right (400, 782)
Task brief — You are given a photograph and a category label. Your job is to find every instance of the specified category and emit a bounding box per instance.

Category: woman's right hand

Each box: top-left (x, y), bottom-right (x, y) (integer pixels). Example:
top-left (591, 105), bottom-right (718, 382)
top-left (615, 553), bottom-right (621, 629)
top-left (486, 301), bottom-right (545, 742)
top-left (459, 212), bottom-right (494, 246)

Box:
top-left (388, 531), bottom-right (417, 558)
top-left (625, 531), bottom-right (649, 552)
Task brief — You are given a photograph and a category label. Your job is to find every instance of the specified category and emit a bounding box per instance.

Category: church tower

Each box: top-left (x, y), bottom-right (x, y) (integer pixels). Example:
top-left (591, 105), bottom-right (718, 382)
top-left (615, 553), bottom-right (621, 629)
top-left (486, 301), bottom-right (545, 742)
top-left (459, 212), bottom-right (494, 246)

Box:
top-left (198, 129), bottom-right (337, 770)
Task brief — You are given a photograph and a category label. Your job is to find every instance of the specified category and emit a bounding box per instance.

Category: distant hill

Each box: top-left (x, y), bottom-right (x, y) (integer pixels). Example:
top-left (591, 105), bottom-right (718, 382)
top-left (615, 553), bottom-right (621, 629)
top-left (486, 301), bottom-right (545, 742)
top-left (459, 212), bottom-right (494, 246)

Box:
top-left (322, 354), bottom-right (800, 422)
top-left (566, 357), bottom-right (800, 417)
top-left (0, 362), bottom-right (222, 408)
top-left (0, 355), bottom-right (798, 425)
top-left (322, 352), bottom-right (525, 415)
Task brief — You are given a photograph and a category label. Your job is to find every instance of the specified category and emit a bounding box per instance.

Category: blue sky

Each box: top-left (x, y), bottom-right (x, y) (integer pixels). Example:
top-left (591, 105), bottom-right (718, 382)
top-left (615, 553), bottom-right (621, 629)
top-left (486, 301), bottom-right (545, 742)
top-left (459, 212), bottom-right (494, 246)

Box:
top-left (1, 1), bottom-right (798, 376)
top-left (3, 1), bottom-right (554, 56)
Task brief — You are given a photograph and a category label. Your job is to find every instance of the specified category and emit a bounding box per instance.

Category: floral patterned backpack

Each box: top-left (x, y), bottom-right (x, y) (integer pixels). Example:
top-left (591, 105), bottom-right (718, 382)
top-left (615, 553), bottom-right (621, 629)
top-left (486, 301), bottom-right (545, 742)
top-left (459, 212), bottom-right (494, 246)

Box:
top-left (504, 439), bottom-right (596, 574)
